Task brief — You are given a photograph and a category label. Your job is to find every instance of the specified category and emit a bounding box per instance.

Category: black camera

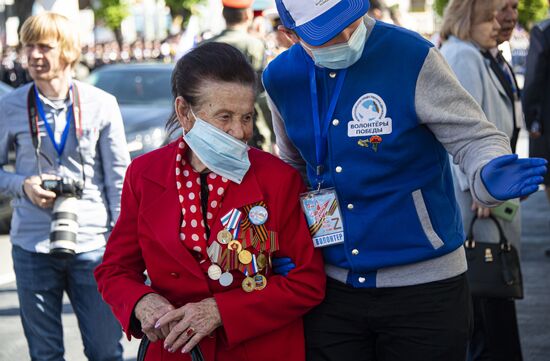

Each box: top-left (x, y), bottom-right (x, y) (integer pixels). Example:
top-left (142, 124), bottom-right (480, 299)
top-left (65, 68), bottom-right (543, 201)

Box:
top-left (42, 178), bottom-right (83, 258)
top-left (42, 178), bottom-right (83, 198)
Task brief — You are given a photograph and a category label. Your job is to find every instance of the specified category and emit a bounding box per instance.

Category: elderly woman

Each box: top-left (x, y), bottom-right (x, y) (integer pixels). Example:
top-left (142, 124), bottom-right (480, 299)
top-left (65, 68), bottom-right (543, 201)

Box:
top-left (94, 42), bottom-right (325, 361)
top-left (440, 1), bottom-right (523, 360)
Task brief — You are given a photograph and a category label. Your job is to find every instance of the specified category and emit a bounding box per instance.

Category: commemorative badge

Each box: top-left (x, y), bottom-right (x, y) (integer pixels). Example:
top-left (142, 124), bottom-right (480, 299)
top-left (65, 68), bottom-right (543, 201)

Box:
top-left (348, 93), bottom-right (392, 152)
top-left (300, 188), bottom-right (344, 248)
top-left (248, 205), bottom-right (268, 225)
top-left (254, 274), bottom-right (267, 290)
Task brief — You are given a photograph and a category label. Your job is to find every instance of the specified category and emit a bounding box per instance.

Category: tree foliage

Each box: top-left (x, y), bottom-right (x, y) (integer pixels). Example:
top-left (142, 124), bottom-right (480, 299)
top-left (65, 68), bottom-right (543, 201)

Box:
top-left (433, 0), bottom-right (449, 17)
top-left (94, 0), bottom-right (130, 31)
top-left (434, 0), bottom-right (548, 30)
top-left (518, 0), bottom-right (548, 29)
top-left (165, 0), bottom-right (204, 22)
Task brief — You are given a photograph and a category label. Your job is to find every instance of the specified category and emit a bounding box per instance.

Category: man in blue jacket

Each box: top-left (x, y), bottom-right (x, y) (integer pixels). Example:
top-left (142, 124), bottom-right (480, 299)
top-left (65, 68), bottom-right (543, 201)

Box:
top-left (263, 1), bottom-right (547, 360)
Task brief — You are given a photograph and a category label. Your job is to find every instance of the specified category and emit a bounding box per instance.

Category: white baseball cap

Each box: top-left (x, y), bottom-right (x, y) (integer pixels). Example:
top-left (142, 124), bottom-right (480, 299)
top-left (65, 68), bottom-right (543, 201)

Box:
top-left (275, 0), bottom-right (370, 46)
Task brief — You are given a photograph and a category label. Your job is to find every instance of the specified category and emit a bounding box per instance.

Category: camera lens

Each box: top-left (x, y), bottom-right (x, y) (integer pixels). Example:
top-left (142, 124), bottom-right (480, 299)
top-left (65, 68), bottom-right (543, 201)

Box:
top-left (49, 197), bottom-right (79, 258)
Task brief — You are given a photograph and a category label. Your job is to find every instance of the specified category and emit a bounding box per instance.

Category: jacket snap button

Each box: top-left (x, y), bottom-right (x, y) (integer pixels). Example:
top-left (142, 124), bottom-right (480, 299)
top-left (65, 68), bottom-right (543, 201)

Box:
top-left (170, 272), bottom-right (179, 278)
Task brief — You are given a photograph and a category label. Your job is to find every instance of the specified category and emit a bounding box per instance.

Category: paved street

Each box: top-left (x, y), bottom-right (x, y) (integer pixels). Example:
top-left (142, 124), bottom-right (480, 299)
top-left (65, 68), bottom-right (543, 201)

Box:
top-left (0, 190), bottom-right (549, 360)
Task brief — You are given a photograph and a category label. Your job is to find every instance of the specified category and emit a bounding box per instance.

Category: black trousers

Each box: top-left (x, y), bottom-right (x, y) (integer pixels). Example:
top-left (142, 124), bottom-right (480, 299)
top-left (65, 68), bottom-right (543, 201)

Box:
top-left (468, 297), bottom-right (523, 361)
top-left (305, 274), bottom-right (473, 361)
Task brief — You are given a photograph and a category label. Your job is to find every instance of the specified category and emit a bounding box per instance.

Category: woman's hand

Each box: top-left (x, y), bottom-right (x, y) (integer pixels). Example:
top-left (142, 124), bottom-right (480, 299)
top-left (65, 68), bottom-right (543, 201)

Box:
top-left (471, 200), bottom-right (491, 218)
top-left (134, 293), bottom-right (175, 342)
top-left (156, 297), bottom-right (222, 354)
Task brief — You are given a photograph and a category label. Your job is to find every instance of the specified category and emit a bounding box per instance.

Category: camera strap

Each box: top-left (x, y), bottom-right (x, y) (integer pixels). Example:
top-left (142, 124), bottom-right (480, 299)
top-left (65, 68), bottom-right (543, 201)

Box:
top-left (27, 83), bottom-right (86, 185)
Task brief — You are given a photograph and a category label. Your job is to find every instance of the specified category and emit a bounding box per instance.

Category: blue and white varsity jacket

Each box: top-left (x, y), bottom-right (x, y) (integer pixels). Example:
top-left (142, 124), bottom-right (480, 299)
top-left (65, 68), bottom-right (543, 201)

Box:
top-left (263, 18), bottom-right (511, 288)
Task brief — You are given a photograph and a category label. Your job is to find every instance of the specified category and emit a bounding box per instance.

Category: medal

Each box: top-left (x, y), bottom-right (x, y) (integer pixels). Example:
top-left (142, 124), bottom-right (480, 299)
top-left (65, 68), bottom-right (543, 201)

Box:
top-left (257, 253), bottom-right (267, 271)
top-left (228, 240), bottom-right (243, 253)
top-left (242, 276), bottom-right (255, 292)
top-left (219, 271), bottom-right (234, 287)
top-left (207, 264), bottom-right (222, 280)
top-left (217, 229), bottom-right (233, 244)
top-left (238, 249), bottom-right (252, 265)
top-left (254, 274), bottom-right (267, 290)
top-left (248, 205), bottom-right (268, 225)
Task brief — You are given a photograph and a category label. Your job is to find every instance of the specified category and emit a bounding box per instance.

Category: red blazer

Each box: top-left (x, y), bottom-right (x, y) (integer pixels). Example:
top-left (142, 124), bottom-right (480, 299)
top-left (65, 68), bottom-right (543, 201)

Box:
top-left (95, 142), bottom-right (325, 361)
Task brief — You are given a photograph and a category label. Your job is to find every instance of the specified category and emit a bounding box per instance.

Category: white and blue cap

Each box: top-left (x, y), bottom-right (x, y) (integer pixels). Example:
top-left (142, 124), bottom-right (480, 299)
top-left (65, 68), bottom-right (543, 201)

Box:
top-left (276, 0), bottom-right (370, 46)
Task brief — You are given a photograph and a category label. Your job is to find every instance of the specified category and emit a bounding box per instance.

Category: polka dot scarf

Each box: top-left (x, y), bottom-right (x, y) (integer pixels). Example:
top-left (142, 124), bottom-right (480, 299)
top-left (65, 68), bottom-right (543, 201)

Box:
top-left (175, 138), bottom-right (230, 261)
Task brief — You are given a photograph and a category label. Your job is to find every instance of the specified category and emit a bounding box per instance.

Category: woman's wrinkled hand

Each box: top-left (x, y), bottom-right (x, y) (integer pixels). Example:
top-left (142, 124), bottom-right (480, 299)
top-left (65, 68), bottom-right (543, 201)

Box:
top-left (134, 293), bottom-right (175, 342)
top-left (156, 297), bottom-right (222, 354)
top-left (471, 200), bottom-right (491, 218)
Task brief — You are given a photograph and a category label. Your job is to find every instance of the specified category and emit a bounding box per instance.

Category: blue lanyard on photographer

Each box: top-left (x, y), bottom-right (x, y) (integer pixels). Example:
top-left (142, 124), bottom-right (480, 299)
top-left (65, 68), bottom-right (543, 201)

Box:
top-left (309, 64), bottom-right (347, 191)
top-left (27, 83), bottom-right (85, 183)
top-left (34, 85), bottom-right (73, 165)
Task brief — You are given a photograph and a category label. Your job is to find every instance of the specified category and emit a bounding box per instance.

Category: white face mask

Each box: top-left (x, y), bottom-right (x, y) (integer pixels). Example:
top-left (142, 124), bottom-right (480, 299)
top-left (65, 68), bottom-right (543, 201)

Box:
top-left (183, 110), bottom-right (251, 184)
top-left (301, 20), bottom-right (367, 70)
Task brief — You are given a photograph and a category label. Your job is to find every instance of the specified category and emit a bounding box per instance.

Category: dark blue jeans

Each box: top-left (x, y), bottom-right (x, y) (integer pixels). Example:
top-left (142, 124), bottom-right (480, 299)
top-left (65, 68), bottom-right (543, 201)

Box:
top-left (12, 245), bottom-right (123, 361)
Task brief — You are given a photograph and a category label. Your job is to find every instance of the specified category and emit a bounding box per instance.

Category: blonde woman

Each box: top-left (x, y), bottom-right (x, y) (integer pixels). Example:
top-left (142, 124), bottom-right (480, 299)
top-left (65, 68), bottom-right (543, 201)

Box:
top-left (440, 1), bottom-right (523, 360)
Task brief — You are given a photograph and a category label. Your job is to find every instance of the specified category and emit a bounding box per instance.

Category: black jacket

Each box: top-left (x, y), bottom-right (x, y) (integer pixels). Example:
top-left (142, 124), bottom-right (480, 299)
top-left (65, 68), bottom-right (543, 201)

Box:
top-left (523, 18), bottom-right (550, 134)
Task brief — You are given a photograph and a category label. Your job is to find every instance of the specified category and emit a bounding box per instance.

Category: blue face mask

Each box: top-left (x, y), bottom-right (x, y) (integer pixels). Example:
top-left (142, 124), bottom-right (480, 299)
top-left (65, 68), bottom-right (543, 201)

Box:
top-left (183, 111), bottom-right (251, 184)
top-left (301, 20), bottom-right (367, 70)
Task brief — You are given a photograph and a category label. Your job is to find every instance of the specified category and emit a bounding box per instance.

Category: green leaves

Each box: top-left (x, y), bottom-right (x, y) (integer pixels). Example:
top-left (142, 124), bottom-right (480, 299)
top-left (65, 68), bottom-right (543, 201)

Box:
top-left (94, 0), bottom-right (130, 31)
top-left (518, 0), bottom-right (549, 29)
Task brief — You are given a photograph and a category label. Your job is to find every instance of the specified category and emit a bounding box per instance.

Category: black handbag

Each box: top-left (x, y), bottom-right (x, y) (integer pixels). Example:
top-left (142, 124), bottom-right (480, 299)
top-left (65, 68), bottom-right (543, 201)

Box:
top-left (137, 336), bottom-right (205, 361)
top-left (464, 214), bottom-right (523, 299)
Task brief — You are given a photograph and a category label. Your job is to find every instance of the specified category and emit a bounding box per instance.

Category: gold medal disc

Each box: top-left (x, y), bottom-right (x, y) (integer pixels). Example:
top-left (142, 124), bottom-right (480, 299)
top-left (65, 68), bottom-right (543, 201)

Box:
top-left (217, 230), bottom-right (233, 244)
top-left (242, 276), bottom-right (256, 292)
top-left (257, 253), bottom-right (267, 270)
top-left (238, 250), bottom-right (252, 265)
top-left (227, 240), bottom-right (243, 253)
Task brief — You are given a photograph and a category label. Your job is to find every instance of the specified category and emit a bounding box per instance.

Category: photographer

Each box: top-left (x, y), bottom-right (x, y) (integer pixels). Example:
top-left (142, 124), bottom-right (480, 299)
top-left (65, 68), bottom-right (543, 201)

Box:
top-left (0, 12), bottom-right (129, 361)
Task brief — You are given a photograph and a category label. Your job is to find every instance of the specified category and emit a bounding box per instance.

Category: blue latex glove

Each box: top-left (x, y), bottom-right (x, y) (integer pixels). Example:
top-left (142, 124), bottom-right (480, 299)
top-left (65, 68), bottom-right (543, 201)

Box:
top-left (271, 257), bottom-right (296, 277)
top-left (481, 154), bottom-right (547, 200)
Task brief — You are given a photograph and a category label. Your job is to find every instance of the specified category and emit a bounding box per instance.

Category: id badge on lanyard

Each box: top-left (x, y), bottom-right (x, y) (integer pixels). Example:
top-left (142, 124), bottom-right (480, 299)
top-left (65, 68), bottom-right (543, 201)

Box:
top-left (300, 188), bottom-right (344, 247)
top-left (300, 63), bottom-right (347, 248)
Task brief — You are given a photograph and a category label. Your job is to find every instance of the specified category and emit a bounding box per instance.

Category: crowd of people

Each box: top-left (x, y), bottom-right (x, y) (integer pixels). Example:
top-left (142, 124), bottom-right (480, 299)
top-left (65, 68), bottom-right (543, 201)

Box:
top-left (1, 1), bottom-right (550, 361)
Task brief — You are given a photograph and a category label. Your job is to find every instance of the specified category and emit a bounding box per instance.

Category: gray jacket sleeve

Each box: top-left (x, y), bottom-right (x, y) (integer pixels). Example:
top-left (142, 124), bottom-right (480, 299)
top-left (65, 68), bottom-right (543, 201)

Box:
top-left (266, 92), bottom-right (308, 180)
top-left (0, 97), bottom-right (26, 198)
top-left (98, 95), bottom-right (130, 224)
top-left (415, 47), bottom-right (511, 206)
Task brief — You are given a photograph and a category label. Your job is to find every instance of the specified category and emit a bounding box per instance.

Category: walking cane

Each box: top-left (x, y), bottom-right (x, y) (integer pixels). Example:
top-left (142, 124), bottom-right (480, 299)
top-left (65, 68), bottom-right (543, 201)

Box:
top-left (137, 337), bottom-right (204, 361)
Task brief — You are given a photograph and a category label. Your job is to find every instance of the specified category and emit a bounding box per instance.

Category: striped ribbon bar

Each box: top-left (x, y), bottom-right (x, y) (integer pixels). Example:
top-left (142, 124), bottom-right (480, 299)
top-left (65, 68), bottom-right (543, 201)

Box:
top-left (221, 209), bottom-right (242, 231)
top-left (269, 231), bottom-right (279, 252)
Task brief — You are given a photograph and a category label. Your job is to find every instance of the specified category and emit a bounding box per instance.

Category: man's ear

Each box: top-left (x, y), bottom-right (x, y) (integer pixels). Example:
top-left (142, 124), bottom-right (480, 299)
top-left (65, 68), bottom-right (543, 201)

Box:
top-left (278, 25), bottom-right (300, 44)
top-left (175, 96), bottom-right (193, 132)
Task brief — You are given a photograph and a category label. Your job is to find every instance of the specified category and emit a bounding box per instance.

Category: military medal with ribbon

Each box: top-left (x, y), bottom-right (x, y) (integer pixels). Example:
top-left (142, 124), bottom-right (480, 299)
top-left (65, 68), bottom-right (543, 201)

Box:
top-left (208, 209), bottom-right (243, 286)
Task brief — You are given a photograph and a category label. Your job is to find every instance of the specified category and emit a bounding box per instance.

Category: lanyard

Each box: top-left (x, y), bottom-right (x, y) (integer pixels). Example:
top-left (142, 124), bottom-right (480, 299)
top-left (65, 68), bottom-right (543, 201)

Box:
top-left (27, 83), bottom-right (86, 186)
top-left (308, 64), bottom-right (347, 188)
top-left (33, 85), bottom-right (73, 161)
